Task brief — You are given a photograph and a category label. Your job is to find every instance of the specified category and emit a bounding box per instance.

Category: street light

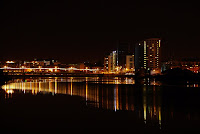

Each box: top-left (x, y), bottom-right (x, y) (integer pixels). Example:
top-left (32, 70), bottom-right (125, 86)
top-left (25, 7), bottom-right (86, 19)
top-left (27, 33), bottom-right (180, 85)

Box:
top-left (39, 66), bottom-right (42, 72)
top-left (55, 66), bottom-right (58, 72)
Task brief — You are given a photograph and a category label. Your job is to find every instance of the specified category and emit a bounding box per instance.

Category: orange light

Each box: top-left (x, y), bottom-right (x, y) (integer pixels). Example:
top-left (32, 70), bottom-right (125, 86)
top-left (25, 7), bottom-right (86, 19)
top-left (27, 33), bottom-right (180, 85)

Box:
top-left (55, 66), bottom-right (58, 72)
top-left (6, 89), bottom-right (14, 94)
top-left (39, 66), bottom-right (42, 71)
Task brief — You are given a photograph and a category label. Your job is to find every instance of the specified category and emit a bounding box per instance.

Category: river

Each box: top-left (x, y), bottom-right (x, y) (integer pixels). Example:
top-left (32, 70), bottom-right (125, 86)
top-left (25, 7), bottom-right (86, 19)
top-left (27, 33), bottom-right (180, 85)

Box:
top-left (1, 77), bottom-right (200, 133)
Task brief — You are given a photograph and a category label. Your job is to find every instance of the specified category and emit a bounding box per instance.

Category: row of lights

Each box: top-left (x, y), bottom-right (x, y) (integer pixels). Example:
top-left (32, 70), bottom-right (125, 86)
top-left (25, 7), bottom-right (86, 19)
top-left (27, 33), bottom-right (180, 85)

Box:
top-left (2, 66), bottom-right (101, 72)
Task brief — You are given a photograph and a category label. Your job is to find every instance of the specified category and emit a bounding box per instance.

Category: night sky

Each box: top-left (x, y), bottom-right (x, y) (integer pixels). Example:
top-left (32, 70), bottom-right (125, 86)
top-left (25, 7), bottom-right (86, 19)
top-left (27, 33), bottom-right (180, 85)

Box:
top-left (0, 0), bottom-right (200, 64)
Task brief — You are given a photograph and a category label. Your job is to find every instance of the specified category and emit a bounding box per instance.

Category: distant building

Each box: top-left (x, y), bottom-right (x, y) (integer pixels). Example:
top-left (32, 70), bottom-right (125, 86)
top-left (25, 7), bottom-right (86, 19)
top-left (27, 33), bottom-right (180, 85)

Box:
top-left (104, 57), bottom-right (109, 72)
top-left (108, 51), bottom-right (117, 73)
top-left (162, 59), bottom-right (200, 73)
top-left (135, 38), bottom-right (161, 75)
top-left (53, 61), bottom-right (61, 66)
top-left (126, 55), bottom-right (135, 71)
top-left (5, 61), bottom-right (17, 68)
top-left (24, 61), bottom-right (34, 68)
top-left (104, 51), bottom-right (117, 73)
top-left (3, 60), bottom-right (23, 68)
top-left (103, 41), bottom-right (135, 73)
top-left (78, 63), bottom-right (85, 69)
top-left (32, 59), bottom-right (59, 67)
top-left (117, 41), bottom-right (131, 68)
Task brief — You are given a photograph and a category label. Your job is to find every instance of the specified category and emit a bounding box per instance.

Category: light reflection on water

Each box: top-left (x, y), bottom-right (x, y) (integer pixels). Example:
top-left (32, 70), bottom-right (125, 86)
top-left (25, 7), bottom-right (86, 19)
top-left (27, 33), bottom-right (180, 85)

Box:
top-left (2, 77), bottom-right (200, 131)
top-left (2, 77), bottom-right (162, 129)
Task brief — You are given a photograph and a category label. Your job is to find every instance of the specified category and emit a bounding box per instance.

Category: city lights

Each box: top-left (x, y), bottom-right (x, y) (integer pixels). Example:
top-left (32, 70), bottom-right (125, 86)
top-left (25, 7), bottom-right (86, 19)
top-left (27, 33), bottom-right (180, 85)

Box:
top-left (0, 1), bottom-right (199, 133)
top-left (5, 89), bottom-right (14, 94)
top-left (6, 61), bottom-right (15, 64)
top-left (1, 38), bottom-right (200, 76)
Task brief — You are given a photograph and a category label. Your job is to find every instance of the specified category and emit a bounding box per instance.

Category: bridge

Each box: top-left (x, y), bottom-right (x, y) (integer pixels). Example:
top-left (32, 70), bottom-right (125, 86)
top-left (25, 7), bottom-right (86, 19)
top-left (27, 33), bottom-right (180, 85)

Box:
top-left (0, 67), bottom-right (134, 77)
top-left (0, 67), bottom-right (102, 72)
top-left (0, 67), bottom-right (104, 76)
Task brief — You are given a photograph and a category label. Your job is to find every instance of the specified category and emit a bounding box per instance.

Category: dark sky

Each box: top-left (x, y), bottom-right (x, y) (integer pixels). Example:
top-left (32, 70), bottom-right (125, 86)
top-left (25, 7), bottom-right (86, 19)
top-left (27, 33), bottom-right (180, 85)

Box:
top-left (0, 0), bottom-right (200, 64)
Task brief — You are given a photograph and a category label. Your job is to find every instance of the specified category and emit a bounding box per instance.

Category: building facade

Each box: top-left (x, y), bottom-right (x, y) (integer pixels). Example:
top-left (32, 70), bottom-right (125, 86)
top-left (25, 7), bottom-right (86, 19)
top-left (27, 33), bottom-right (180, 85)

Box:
top-left (104, 57), bottom-right (109, 72)
top-left (108, 51), bottom-right (117, 73)
top-left (126, 55), bottom-right (135, 71)
top-left (135, 38), bottom-right (161, 75)
top-left (104, 51), bottom-right (117, 73)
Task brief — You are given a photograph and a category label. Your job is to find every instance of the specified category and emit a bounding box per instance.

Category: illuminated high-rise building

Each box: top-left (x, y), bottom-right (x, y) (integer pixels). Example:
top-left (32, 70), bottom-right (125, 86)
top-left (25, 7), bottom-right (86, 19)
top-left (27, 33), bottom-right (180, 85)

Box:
top-left (135, 38), bottom-right (161, 75)
top-left (109, 51), bottom-right (117, 72)
top-left (104, 51), bottom-right (117, 73)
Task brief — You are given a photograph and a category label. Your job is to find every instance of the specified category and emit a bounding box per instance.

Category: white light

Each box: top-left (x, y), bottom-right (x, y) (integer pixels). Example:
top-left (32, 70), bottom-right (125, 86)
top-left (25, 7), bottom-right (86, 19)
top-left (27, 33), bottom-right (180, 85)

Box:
top-left (159, 40), bottom-right (161, 47)
top-left (6, 89), bottom-right (14, 94)
top-left (6, 61), bottom-right (15, 64)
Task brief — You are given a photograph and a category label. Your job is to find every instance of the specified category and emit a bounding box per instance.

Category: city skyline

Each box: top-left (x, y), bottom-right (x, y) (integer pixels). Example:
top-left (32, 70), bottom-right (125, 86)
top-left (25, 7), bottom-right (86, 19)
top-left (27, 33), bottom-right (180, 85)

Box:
top-left (0, 1), bottom-right (200, 64)
top-left (0, 37), bottom-right (199, 64)
top-left (1, 1), bottom-right (200, 133)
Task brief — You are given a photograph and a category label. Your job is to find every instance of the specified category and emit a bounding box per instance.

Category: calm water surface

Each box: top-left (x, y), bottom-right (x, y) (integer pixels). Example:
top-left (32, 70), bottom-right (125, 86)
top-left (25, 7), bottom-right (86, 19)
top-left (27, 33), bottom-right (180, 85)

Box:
top-left (1, 77), bottom-right (200, 132)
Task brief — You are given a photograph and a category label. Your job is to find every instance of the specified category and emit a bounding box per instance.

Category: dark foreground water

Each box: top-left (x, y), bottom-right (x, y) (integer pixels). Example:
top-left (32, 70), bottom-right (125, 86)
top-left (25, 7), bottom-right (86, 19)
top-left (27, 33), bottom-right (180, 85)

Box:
top-left (1, 77), bottom-right (200, 133)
